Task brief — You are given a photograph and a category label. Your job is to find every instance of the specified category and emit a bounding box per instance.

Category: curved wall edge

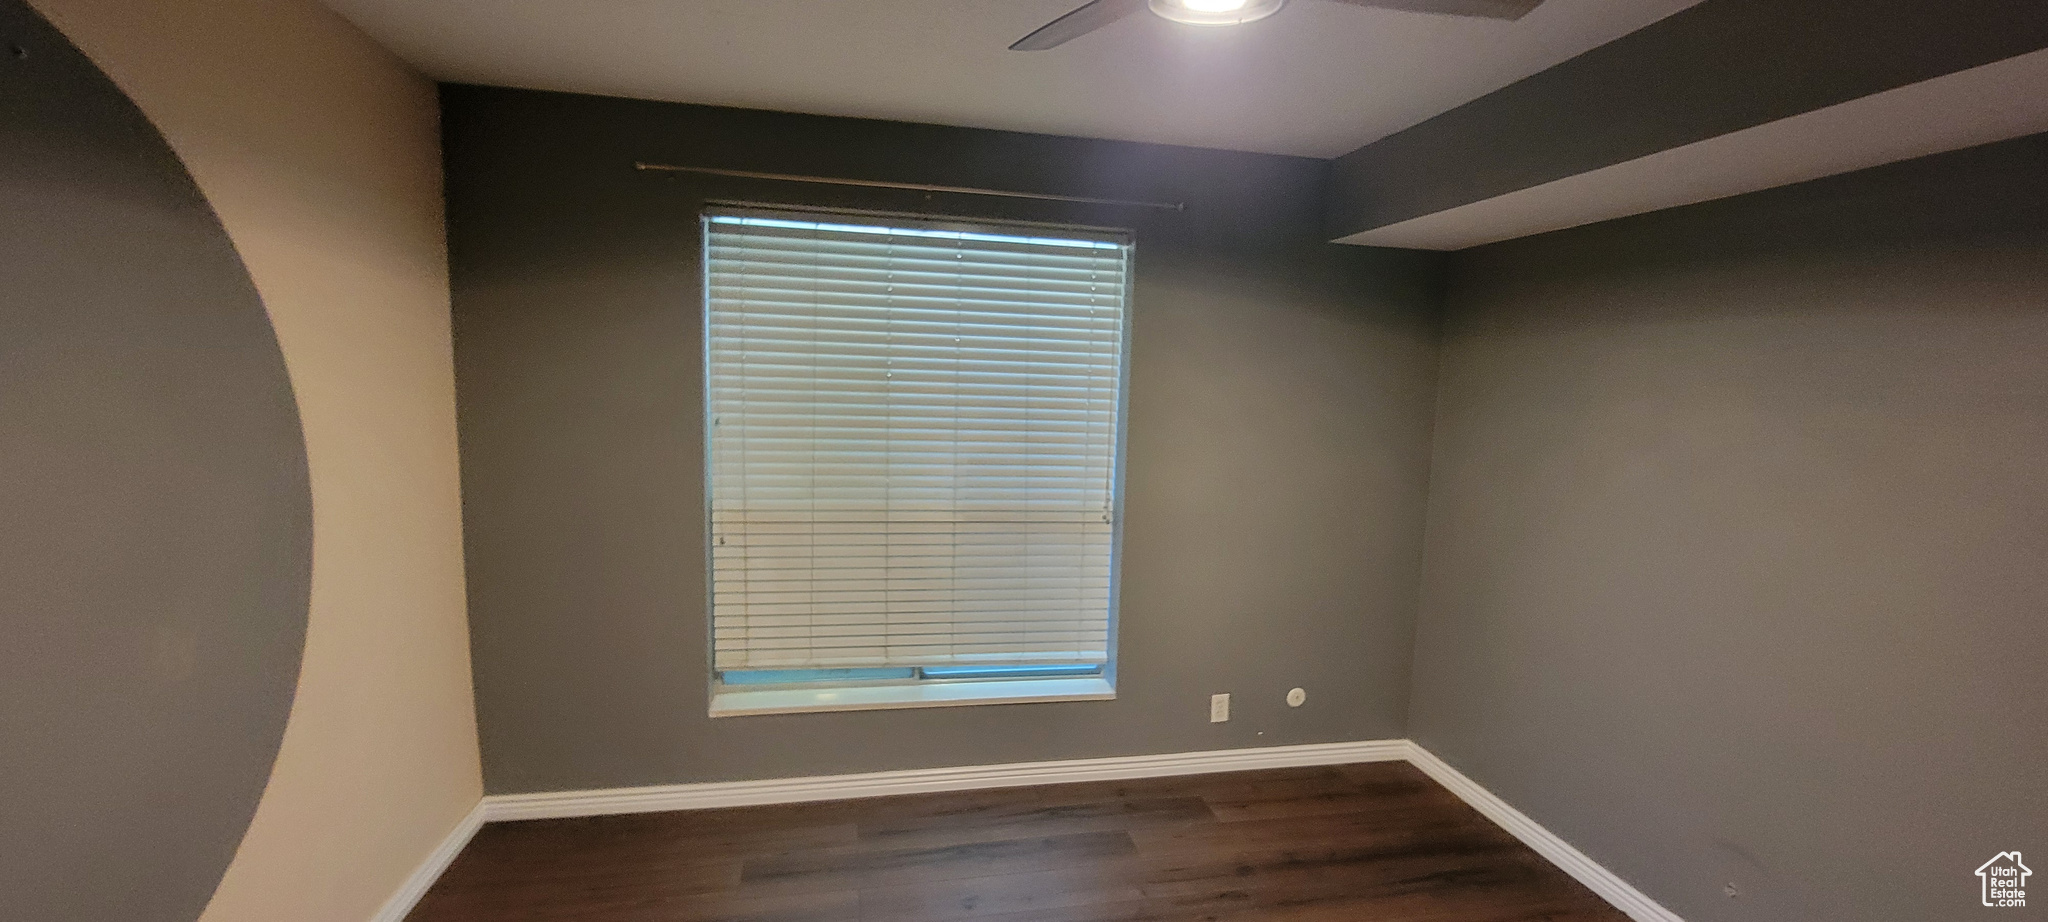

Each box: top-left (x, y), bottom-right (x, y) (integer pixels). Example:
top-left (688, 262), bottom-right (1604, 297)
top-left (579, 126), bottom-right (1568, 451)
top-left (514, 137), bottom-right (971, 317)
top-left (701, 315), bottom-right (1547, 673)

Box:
top-left (0, 2), bottom-right (311, 918)
top-left (22, 0), bottom-right (485, 920)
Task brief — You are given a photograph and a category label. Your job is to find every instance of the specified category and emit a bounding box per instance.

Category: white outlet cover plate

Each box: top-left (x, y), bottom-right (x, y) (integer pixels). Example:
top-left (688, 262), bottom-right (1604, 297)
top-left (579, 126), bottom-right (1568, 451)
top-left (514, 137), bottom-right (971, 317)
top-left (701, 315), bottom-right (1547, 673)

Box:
top-left (1287, 687), bottom-right (1306, 707)
top-left (1209, 694), bottom-right (1230, 723)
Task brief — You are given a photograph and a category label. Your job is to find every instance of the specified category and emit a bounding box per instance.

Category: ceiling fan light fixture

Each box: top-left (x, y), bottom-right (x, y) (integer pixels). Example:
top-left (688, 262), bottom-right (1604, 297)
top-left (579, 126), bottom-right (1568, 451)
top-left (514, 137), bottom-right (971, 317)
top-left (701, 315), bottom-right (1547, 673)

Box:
top-left (1147, 0), bottom-right (1287, 26)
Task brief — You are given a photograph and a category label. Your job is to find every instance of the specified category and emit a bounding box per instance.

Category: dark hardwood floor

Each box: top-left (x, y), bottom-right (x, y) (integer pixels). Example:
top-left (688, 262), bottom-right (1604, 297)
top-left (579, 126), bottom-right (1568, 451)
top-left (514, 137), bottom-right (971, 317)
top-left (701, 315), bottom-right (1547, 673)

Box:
top-left (408, 762), bottom-right (1628, 922)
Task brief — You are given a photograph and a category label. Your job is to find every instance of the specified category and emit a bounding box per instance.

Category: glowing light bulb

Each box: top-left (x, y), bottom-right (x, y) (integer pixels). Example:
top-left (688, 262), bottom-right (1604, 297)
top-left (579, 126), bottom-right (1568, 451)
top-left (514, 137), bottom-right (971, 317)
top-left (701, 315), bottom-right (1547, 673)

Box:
top-left (1149, 0), bottom-right (1285, 26)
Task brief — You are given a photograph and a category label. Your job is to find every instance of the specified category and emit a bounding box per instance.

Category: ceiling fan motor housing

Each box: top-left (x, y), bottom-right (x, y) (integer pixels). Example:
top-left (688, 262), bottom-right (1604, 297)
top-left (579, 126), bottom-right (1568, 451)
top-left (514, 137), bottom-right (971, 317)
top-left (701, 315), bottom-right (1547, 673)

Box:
top-left (1148, 0), bottom-right (1289, 27)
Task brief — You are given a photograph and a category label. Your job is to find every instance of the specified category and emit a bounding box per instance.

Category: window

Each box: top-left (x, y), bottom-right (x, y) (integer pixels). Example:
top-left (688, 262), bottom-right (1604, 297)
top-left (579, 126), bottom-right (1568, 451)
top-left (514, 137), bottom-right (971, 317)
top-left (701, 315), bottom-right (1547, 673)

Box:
top-left (704, 208), bottom-right (1130, 716)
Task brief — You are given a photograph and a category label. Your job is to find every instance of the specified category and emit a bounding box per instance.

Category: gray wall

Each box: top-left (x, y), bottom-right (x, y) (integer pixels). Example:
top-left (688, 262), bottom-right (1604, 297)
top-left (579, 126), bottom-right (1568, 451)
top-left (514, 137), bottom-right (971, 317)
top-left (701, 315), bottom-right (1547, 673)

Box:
top-left (1324, 0), bottom-right (2048, 238)
top-left (1414, 135), bottom-right (2048, 922)
top-left (0, 2), bottom-right (312, 919)
top-left (443, 86), bottom-right (1445, 794)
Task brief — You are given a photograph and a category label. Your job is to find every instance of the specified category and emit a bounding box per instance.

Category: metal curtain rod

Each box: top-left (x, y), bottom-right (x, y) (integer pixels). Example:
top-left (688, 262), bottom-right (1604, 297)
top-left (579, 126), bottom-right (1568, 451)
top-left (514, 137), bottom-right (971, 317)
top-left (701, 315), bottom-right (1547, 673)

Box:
top-left (634, 162), bottom-right (1184, 212)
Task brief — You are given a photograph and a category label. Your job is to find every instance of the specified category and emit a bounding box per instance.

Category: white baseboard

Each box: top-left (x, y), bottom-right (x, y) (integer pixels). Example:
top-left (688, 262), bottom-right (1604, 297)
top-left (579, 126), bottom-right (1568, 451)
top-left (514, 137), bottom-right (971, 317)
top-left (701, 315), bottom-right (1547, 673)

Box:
top-left (481, 739), bottom-right (1407, 822)
top-left (1403, 742), bottom-right (1685, 922)
top-left (367, 800), bottom-right (484, 922)
top-left (390, 740), bottom-right (1678, 922)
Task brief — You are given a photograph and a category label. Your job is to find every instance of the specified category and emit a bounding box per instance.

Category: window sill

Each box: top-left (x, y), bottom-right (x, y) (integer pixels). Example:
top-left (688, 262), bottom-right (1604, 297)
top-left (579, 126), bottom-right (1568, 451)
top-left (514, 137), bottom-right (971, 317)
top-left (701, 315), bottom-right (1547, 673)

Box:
top-left (709, 677), bottom-right (1115, 718)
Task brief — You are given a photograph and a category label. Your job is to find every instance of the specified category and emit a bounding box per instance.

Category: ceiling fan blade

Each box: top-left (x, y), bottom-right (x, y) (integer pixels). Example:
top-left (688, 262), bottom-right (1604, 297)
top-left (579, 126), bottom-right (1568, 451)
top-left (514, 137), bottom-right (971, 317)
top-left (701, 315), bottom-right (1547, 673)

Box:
top-left (1010, 0), bottom-right (1149, 51)
top-left (1324, 0), bottom-right (1545, 21)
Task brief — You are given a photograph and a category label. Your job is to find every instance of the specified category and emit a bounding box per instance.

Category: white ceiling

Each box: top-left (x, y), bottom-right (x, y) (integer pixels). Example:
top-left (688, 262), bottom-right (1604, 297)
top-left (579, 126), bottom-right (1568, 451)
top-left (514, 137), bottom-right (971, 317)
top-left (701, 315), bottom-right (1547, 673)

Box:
top-left (319, 0), bottom-right (1701, 158)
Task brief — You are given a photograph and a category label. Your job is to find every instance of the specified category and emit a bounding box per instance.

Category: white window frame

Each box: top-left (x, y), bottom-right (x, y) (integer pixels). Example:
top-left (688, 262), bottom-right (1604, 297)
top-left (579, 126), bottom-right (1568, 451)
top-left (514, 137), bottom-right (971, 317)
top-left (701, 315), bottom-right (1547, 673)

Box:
top-left (701, 206), bottom-right (1132, 717)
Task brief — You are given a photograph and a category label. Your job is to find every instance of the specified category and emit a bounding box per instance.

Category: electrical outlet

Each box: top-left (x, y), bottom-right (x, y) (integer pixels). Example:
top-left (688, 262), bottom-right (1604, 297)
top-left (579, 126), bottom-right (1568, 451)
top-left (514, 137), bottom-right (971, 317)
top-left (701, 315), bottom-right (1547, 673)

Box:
top-left (1210, 693), bottom-right (1230, 723)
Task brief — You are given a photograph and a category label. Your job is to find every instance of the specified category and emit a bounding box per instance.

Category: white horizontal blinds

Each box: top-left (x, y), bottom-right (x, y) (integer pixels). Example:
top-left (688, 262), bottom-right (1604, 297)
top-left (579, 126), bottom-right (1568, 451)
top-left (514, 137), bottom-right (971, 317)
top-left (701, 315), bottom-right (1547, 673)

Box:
top-left (706, 211), bottom-right (1127, 671)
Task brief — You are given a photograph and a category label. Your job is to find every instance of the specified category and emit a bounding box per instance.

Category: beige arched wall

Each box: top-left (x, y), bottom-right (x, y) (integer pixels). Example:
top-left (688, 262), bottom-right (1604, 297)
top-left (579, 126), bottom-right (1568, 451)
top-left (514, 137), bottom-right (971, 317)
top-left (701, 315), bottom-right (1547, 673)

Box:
top-left (26, 0), bottom-right (484, 920)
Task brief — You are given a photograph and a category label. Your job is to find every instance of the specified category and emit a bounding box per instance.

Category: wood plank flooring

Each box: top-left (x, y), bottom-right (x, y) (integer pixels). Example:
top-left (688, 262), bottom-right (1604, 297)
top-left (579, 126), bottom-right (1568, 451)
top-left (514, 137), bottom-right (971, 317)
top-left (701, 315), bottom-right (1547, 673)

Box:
top-left (408, 762), bottom-right (1628, 922)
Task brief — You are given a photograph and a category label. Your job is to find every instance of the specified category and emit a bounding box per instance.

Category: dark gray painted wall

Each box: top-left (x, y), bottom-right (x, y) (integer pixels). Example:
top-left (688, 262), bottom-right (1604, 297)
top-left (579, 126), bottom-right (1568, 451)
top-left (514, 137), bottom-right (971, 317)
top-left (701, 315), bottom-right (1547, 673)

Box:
top-left (1414, 135), bottom-right (2048, 922)
top-left (0, 2), bottom-right (312, 920)
top-left (443, 85), bottom-right (1444, 794)
top-left (1326, 0), bottom-right (2048, 238)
